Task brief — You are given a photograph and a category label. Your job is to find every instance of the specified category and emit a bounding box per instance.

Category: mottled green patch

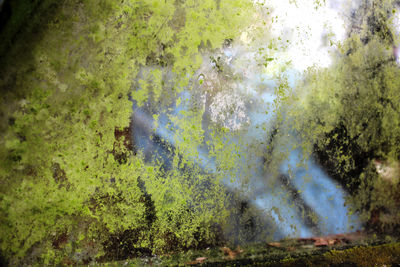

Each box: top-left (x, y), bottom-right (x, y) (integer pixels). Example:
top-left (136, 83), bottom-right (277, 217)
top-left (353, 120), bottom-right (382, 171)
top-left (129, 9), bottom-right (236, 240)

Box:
top-left (0, 0), bottom-right (255, 265)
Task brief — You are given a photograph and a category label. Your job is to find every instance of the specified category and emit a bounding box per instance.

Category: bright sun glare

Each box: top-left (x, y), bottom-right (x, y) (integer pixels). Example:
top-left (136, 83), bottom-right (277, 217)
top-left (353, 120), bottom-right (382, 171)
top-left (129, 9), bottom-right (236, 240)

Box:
top-left (267, 0), bottom-right (349, 70)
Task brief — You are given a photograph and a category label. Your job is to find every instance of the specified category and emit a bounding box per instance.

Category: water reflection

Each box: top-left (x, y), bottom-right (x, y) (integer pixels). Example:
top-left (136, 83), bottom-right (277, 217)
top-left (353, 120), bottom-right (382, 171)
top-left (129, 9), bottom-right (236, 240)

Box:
top-left (131, 64), bottom-right (360, 240)
top-left (131, 0), bottom-right (362, 242)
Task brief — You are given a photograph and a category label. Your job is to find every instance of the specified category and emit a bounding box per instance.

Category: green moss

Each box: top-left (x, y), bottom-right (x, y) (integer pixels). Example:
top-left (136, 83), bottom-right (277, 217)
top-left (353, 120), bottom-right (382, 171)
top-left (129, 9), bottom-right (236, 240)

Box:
top-left (287, 0), bottom-right (400, 233)
top-left (97, 240), bottom-right (400, 266)
top-left (3, 0), bottom-right (399, 265)
top-left (325, 243), bottom-right (400, 266)
top-left (0, 0), bottom-right (256, 265)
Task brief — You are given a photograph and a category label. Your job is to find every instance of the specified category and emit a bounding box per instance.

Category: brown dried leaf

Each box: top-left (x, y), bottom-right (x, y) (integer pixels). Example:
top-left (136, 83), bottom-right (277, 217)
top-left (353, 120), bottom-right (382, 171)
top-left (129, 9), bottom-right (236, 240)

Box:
top-left (186, 257), bottom-right (208, 265)
top-left (220, 246), bottom-right (237, 259)
top-left (195, 257), bottom-right (207, 263)
top-left (314, 238), bottom-right (329, 247)
top-left (236, 246), bottom-right (244, 254)
top-left (267, 242), bottom-right (281, 247)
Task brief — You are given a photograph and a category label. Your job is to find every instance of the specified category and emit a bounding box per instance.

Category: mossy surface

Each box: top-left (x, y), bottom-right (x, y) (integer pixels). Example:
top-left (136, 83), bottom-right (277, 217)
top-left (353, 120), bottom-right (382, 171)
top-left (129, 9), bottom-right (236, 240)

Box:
top-left (97, 240), bottom-right (400, 266)
top-left (1, 0), bottom-right (400, 266)
top-left (0, 0), bottom-right (256, 265)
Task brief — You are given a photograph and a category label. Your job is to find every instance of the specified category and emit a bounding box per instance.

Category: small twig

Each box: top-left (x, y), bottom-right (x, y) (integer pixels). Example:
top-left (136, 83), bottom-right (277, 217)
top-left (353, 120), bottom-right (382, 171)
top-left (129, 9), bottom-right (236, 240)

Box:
top-left (153, 15), bottom-right (170, 39)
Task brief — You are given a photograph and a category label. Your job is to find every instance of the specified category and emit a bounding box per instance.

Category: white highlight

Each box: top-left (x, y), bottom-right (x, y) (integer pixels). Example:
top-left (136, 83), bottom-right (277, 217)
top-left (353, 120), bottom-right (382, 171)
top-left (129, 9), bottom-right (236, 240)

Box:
top-left (259, 0), bottom-right (348, 70)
